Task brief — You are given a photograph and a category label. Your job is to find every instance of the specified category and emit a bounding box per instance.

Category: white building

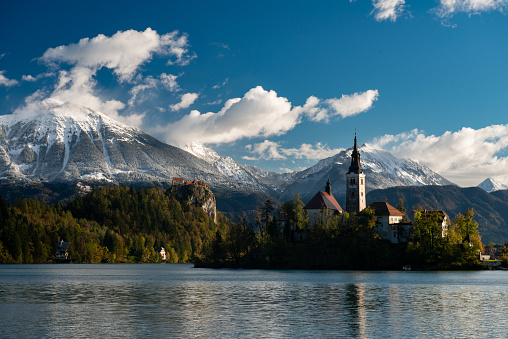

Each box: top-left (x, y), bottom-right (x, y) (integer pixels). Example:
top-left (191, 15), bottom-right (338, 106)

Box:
top-left (369, 202), bottom-right (406, 243)
top-left (304, 179), bottom-right (343, 226)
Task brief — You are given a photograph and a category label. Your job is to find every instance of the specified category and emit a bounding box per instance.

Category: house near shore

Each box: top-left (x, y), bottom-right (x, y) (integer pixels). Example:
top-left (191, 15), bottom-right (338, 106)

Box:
top-left (154, 247), bottom-right (167, 261)
top-left (369, 201), bottom-right (406, 243)
top-left (55, 240), bottom-right (69, 259)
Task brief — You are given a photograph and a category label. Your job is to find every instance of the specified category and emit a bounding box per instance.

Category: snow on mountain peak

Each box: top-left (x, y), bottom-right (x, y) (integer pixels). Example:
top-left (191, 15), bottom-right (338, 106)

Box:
top-left (182, 142), bottom-right (221, 164)
top-left (478, 178), bottom-right (508, 193)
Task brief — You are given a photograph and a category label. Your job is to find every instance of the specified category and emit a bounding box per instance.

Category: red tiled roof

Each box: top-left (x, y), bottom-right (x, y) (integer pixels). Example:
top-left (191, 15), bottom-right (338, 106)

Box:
top-left (173, 177), bottom-right (184, 181)
top-left (304, 191), bottom-right (343, 212)
top-left (369, 202), bottom-right (405, 216)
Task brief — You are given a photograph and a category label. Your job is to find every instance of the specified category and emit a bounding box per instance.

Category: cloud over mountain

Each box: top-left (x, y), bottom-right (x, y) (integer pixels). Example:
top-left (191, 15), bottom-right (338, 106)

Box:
top-left (374, 125), bottom-right (508, 186)
top-left (155, 86), bottom-right (379, 146)
top-left (15, 28), bottom-right (195, 128)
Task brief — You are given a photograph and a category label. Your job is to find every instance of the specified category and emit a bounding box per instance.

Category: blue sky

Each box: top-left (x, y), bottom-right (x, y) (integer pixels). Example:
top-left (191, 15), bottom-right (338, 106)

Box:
top-left (0, 0), bottom-right (507, 186)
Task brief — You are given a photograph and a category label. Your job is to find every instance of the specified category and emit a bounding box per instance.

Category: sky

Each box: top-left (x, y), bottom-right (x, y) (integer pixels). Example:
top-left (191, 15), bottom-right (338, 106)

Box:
top-left (0, 0), bottom-right (507, 187)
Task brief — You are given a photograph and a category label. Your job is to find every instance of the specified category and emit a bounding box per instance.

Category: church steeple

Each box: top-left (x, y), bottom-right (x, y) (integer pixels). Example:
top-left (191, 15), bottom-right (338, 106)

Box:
top-left (325, 178), bottom-right (331, 195)
top-left (345, 133), bottom-right (366, 214)
top-left (347, 133), bottom-right (363, 174)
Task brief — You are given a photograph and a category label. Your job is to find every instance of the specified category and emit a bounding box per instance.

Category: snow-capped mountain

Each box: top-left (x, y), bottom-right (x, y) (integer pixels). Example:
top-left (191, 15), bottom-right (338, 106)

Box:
top-left (478, 178), bottom-right (508, 193)
top-left (183, 142), bottom-right (269, 190)
top-left (0, 101), bottom-right (457, 213)
top-left (0, 100), bottom-right (232, 186)
top-left (276, 143), bottom-right (454, 203)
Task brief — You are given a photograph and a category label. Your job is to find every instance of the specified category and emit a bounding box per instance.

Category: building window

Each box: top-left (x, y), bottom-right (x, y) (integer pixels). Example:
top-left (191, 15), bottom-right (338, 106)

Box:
top-left (361, 179), bottom-right (363, 185)
top-left (351, 192), bottom-right (354, 198)
top-left (350, 178), bottom-right (356, 185)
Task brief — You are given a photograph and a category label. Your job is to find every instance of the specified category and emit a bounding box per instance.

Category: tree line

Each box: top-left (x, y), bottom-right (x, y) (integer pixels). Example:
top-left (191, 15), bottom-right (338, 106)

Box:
top-left (201, 195), bottom-right (488, 270)
top-left (0, 185), bottom-right (243, 264)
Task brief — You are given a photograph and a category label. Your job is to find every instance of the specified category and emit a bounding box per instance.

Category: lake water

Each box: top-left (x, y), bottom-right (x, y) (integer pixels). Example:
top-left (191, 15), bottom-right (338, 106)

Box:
top-left (1, 264), bottom-right (507, 338)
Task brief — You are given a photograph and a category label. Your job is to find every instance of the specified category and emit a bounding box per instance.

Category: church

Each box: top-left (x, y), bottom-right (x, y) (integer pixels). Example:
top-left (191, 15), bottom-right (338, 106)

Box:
top-left (303, 134), bottom-right (412, 244)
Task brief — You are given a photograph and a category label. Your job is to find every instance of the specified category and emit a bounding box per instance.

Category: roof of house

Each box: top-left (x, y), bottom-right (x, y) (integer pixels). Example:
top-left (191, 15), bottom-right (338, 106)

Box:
top-left (369, 202), bottom-right (405, 216)
top-left (304, 191), bottom-right (343, 212)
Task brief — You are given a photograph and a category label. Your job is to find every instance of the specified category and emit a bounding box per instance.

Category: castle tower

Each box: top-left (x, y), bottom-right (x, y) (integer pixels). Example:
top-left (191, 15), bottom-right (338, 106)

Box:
top-left (346, 134), bottom-right (366, 213)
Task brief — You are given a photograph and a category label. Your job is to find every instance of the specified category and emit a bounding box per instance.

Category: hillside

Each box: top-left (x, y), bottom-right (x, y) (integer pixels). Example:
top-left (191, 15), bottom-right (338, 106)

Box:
top-left (0, 185), bottom-right (232, 263)
top-left (367, 185), bottom-right (508, 243)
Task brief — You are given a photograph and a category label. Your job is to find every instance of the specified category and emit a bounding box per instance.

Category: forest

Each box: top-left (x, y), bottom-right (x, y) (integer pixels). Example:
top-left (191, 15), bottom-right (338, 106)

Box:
top-left (199, 196), bottom-right (494, 270)
top-left (0, 185), bottom-right (239, 264)
top-left (0, 185), bottom-right (501, 270)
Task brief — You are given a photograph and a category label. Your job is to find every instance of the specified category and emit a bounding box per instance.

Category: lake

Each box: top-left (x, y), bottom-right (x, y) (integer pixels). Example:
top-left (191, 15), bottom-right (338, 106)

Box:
top-left (1, 264), bottom-right (507, 338)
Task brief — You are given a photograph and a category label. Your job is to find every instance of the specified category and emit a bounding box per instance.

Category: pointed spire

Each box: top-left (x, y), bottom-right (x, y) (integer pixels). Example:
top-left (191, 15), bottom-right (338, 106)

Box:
top-left (347, 133), bottom-right (363, 174)
top-left (325, 178), bottom-right (332, 195)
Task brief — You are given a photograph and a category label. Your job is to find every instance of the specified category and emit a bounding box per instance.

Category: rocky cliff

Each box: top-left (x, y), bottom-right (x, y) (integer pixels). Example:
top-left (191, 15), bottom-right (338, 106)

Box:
top-left (168, 183), bottom-right (217, 223)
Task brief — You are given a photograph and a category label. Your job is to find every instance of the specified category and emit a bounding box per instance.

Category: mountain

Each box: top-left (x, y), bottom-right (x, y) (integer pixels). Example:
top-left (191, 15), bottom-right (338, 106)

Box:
top-left (0, 100), bottom-right (226, 184)
top-left (274, 144), bottom-right (454, 205)
top-left (183, 142), bottom-right (281, 194)
top-left (367, 185), bottom-right (508, 244)
top-left (0, 100), bottom-right (273, 214)
top-left (478, 178), bottom-right (508, 193)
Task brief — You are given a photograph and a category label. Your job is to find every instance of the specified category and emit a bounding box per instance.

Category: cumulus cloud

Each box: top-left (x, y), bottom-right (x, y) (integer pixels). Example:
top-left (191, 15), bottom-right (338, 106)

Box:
top-left (373, 125), bottom-right (508, 186)
top-left (325, 89), bottom-right (379, 119)
top-left (434, 0), bottom-right (507, 18)
top-left (155, 86), bottom-right (299, 145)
top-left (170, 92), bottom-right (199, 111)
top-left (14, 28), bottom-right (193, 127)
top-left (154, 86), bottom-right (378, 146)
top-left (40, 28), bottom-right (191, 81)
top-left (0, 71), bottom-right (18, 87)
top-left (372, 0), bottom-right (406, 21)
top-left (303, 90), bottom-right (379, 123)
top-left (245, 140), bottom-right (344, 160)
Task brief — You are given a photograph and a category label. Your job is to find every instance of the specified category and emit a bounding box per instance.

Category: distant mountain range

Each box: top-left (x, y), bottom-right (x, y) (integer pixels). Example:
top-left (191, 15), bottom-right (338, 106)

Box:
top-left (2, 102), bottom-right (508, 241)
top-left (367, 185), bottom-right (508, 244)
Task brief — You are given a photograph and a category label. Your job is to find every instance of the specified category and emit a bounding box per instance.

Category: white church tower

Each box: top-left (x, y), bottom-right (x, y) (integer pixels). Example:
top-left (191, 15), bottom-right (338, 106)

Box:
top-left (346, 134), bottom-right (366, 213)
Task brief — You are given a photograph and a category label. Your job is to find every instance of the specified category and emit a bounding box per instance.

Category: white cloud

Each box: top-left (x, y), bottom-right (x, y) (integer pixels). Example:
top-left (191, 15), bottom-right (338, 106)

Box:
top-left (373, 125), bottom-right (508, 187)
top-left (434, 0), bottom-right (507, 18)
top-left (248, 140), bottom-right (287, 160)
top-left (323, 89), bottom-right (379, 121)
top-left (21, 72), bottom-right (53, 82)
top-left (0, 71), bottom-right (18, 87)
top-left (40, 28), bottom-right (191, 81)
top-left (128, 76), bottom-right (158, 106)
top-left (372, 0), bottom-right (406, 21)
top-left (170, 92), bottom-right (199, 111)
top-left (154, 86), bottom-right (378, 146)
top-left (212, 78), bottom-right (229, 89)
top-left (155, 86), bottom-right (299, 145)
top-left (246, 140), bottom-right (343, 160)
top-left (15, 28), bottom-right (194, 128)
top-left (205, 99), bottom-right (223, 106)
top-left (160, 73), bottom-right (180, 92)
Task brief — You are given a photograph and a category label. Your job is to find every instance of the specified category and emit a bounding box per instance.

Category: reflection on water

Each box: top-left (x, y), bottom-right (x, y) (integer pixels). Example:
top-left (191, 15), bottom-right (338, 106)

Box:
top-left (1, 265), bottom-right (507, 338)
